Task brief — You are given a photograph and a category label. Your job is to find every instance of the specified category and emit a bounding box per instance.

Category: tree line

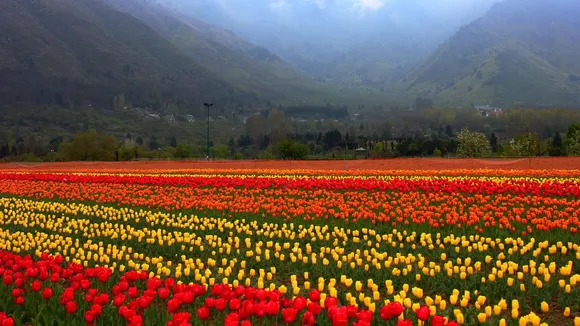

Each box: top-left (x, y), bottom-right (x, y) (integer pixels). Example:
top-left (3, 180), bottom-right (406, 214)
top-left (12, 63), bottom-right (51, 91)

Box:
top-left (2, 122), bottom-right (580, 162)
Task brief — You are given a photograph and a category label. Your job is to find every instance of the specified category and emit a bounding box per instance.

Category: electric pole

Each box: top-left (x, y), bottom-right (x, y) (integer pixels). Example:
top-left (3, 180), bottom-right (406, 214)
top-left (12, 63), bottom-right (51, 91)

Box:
top-left (204, 102), bottom-right (213, 160)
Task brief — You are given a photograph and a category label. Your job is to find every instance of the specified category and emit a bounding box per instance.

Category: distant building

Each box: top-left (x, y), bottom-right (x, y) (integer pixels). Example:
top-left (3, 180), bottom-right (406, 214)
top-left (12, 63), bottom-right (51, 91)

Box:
top-left (163, 114), bottom-right (176, 122)
top-left (475, 105), bottom-right (504, 117)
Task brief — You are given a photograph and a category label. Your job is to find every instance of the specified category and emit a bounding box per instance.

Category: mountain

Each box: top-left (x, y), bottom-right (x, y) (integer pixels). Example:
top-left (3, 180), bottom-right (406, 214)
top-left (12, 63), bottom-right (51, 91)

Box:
top-left (104, 0), bottom-right (325, 100)
top-left (160, 0), bottom-right (497, 86)
top-left (403, 0), bottom-right (580, 107)
top-left (0, 0), bottom-right (257, 110)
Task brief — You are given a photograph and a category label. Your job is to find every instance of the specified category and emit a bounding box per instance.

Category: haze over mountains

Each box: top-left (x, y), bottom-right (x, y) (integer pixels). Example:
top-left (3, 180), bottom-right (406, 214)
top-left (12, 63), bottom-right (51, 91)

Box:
top-left (162, 0), bottom-right (499, 86)
top-left (1, 0), bottom-right (579, 110)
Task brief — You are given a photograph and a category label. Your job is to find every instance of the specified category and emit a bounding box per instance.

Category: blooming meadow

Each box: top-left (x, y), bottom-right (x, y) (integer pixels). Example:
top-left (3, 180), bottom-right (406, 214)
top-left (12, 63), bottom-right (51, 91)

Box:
top-left (0, 168), bottom-right (578, 326)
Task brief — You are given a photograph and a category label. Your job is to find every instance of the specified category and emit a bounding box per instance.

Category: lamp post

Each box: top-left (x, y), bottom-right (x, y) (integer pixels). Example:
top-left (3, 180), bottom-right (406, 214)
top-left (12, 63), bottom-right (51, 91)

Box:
top-left (204, 102), bottom-right (213, 160)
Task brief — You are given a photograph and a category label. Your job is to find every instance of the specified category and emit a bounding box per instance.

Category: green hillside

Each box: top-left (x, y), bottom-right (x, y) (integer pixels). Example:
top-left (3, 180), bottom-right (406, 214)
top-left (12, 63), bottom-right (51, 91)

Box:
top-left (106, 0), bottom-right (391, 107)
top-left (0, 0), bottom-right (257, 110)
top-left (402, 0), bottom-right (580, 107)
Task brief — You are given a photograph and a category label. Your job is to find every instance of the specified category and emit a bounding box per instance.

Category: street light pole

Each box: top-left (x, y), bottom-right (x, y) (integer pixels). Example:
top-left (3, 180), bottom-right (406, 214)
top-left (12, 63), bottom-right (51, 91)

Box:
top-left (204, 102), bottom-right (213, 160)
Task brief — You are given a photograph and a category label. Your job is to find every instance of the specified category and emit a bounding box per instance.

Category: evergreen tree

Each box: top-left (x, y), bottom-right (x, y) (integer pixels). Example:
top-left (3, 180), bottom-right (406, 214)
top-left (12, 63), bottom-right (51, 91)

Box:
top-left (549, 133), bottom-right (565, 156)
top-left (490, 132), bottom-right (499, 153)
top-left (445, 125), bottom-right (453, 138)
top-left (149, 136), bottom-right (159, 150)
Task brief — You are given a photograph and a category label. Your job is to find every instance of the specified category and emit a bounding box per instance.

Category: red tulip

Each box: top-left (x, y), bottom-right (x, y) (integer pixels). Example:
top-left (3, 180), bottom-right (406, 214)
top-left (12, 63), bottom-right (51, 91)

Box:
top-left (380, 306), bottom-right (392, 320)
top-left (167, 298), bottom-right (181, 313)
top-left (182, 291), bottom-right (194, 304)
top-left (225, 313), bottom-right (239, 326)
top-left (282, 308), bottom-right (297, 324)
top-left (31, 280), bottom-right (42, 292)
top-left (84, 311), bottom-right (96, 324)
top-left (431, 315), bottom-right (446, 326)
top-left (255, 301), bottom-right (267, 317)
top-left (293, 296), bottom-right (307, 311)
top-left (241, 300), bottom-right (256, 317)
top-left (197, 307), bottom-right (210, 320)
top-left (397, 319), bottom-right (413, 326)
top-left (1, 318), bottom-right (14, 326)
top-left (266, 301), bottom-right (281, 316)
top-left (41, 288), bottom-right (53, 300)
top-left (416, 306), bottom-right (430, 321)
top-left (354, 321), bottom-right (371, 326)
top-left (227, 298), bottom-right (240, 311)
top-left (388, 302), bottom-right (404, 318)
top-left (324, 297), bottom-right (339, 308)
top-left (65, 301), bottom-right (78, 314)
top-left (331, 311), bottom-right (348, 326)
top-left (356, 309), bottom-right (373, 323)
top-left (10, 289), bottom-right (22, 298)
top-left (158, 288), bottom-right (170, 300)
top-left (308, 290), bottom-right (321, 302)
top-left (91, 304), bottom-right (103, 316)
top-left (307, 302), bottom-right (322, 315)
top-left (302, 311), bottom-right (315, 326)
top-left (346, 305), bottom-right (358, 318)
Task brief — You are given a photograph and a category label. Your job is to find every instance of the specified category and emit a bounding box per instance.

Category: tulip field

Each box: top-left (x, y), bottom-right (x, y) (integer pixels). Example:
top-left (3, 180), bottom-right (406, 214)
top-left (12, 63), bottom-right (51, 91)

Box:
top-left (0, 166), bottom-right (578, 326)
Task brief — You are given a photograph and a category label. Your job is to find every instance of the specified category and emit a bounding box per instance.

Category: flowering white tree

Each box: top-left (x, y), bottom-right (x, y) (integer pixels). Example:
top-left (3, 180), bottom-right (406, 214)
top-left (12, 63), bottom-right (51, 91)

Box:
top-left (456, 128), bottom-right (491, 158)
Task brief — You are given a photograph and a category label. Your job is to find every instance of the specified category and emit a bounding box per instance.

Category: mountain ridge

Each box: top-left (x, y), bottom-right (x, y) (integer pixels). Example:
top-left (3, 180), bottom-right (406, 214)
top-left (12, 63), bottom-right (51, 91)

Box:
top-left (0, 0), bottom-right (260, 110)
top-left (402, 0), bottom-right (580, 107)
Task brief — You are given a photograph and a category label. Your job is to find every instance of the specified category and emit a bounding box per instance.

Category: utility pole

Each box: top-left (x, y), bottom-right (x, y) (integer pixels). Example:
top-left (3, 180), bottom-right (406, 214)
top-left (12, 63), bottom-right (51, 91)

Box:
top-left (204, 102), bottom-right (213, 160)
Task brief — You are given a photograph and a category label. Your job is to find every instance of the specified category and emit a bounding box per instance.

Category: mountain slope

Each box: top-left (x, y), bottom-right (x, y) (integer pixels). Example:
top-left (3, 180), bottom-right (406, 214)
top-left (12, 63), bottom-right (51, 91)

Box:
top-left (403, 0), bottom-right (580, 107)
top-left (105, 0), bottom-right (320, 100)
top-left (160, 0), bottom-right (497, 87)
top-left (0, 0), bottom-right (257, 110)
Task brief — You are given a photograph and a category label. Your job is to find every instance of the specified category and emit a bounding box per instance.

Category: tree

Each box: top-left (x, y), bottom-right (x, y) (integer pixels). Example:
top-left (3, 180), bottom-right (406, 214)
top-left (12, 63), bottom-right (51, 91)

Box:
top-left (490, 132), bottom-right (499, 153)
top-left (213, 144), bottom-right (230, 159)
top-left (568, 136), bottom-right (580, 156)
top-left (566, 124), bottom-right (580, 156)
top-left (174, 143), bottom-right (193, 159)
top-left (549, 133), bottom-right (565, 156)
top-left (245, 115), bottom-right (267, 145)
top-left (511, 128), bottom-right (540, 157)
top-left (276, 140), bottom-right (309, 159)
top-left (58, 129), bottom-right (117, 161)
top-left (323, 129), bottom-right (342, 149)
top-left (456, 128), bottom-right (491, 158)
top-left (227, 137), bottom-right (236, 152)
top-left (433, 148), bottom-right (442, 158)
top-left (149, 136), bottom-right (160, 151)
top-left (268, 109), bottom-right (289, 144)
top-left (445, 125), bottom-right (453, 138)
top-left (169, 135), bottom-right (177, 148)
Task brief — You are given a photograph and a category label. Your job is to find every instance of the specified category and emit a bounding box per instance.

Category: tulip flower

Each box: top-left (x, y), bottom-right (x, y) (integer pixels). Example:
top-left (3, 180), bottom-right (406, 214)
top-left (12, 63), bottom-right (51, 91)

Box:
top-left (416, 305), bottom-right (430, 321)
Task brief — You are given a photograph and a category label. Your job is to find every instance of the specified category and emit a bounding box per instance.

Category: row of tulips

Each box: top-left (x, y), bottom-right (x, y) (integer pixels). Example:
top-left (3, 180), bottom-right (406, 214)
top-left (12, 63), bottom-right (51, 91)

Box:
top-left (0, 178), bottom-right (579, 234)
top-left (3, 172), bottom-right (580, 198)
top-left (0, 250), bottom-right (473, 326)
